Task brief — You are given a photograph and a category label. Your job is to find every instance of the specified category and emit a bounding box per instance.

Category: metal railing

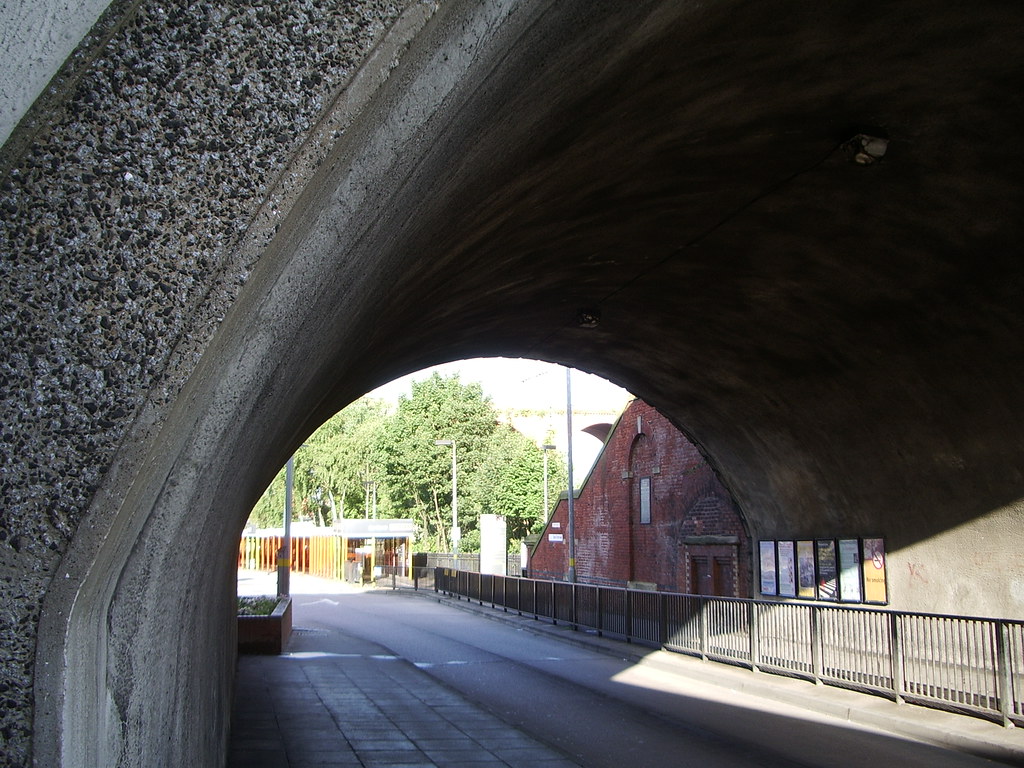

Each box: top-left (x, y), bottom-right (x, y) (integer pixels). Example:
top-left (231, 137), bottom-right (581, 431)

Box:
top-left (435, 569), bottom-right (1024, 728)
top-left (420, 553), bottom-right (524, 576)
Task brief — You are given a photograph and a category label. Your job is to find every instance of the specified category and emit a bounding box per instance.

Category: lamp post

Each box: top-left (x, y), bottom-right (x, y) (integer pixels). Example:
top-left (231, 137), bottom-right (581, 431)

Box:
top-left (542, 443), bottom-right (556, 515)
top-left (434, 439), bottom-right (459, 555)
top-left (277, 454), bottom-right (295, 597)
top-left (565, 369), bottom-right (576, 583)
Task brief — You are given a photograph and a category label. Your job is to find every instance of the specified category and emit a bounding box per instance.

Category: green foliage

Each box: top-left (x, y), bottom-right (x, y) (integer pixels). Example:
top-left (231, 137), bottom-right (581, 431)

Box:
top-left (245, 371), bottom-right (567, 554)
top-left (247, 399), bottom-right (390, 529)
top-left (237, 596), bottom-right (279, 616)
top-left (462, 424), bottom-right (567, 548)
top-left (377, 373), bottom-right (498, 551)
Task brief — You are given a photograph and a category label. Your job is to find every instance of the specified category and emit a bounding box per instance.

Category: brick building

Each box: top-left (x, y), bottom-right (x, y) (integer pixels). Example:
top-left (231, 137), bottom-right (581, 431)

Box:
top-left (529, 399), bottom-right (752, 596)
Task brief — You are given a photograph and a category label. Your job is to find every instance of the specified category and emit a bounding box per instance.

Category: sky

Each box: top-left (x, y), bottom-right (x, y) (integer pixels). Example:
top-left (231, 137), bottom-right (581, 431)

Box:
top-left (369, 357), bottom-right (634, 474)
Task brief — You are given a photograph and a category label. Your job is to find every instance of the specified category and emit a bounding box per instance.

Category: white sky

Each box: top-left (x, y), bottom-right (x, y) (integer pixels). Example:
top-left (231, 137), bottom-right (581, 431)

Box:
top-left (369, 357), bottom-right (634, 474)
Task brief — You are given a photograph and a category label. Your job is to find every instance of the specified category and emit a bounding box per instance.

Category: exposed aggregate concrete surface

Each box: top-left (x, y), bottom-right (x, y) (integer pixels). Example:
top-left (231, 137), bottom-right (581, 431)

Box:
top-left (0, 1), bottom-right (416, 763)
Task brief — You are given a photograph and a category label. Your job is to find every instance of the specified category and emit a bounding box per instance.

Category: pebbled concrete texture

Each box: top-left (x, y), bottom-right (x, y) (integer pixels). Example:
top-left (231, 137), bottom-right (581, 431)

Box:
top-left (1, 0), bottom-right (1024, 766)
top-left (0, 1), bottom-right (423, 764)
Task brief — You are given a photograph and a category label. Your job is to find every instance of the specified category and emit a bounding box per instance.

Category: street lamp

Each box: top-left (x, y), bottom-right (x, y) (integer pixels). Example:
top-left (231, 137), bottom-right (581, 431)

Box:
top-left (542, 443), bottom-right (556, 515)
top-left (565, 369), bottom-right (576, 583)
top-left (434, 439), bottom-right (459, 555)
top-left (278, 453), bottom-right (295, 597)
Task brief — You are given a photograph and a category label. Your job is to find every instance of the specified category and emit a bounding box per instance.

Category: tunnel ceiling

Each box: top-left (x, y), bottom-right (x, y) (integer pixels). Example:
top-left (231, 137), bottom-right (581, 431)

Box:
top-left (10, 3), bottom-right (1023, 766)
top-left (262, 0), bottom-right (1024, 546)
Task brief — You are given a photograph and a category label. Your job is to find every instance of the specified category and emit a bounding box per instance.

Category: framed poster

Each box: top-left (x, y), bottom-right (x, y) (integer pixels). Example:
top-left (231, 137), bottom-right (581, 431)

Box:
top-left (861, 537), bottom-right (888, 604)
top-left (796, 540), bottom-right (816, 599)
top-left (759, 540), bottom-right (778, 596)
top-left (777, 541), bottom-right (797, 598)
top-left (838, 538), bottom-right (863, 602)
top-left (815, 539), bottom-right (838, 601)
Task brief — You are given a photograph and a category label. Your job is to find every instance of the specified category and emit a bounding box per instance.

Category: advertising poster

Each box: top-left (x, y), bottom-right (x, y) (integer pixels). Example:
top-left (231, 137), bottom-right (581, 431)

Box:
top-left (759, 540), bottom-right (777, 595)
top-left (777, 541), bottom-right (797, 597)
top-left (861, 537), bottom-right (888, 604)
top-left (796, 540), bottom-right (816, 598)
top-left (815, 539), bottom-right (838, 600)
top-left (838, 538), bottom-right (863, 602)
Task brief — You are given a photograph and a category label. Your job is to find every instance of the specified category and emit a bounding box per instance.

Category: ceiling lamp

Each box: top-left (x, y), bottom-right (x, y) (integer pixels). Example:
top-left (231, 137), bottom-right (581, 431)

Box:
top-left (844, 133), bottom-right (889, 165)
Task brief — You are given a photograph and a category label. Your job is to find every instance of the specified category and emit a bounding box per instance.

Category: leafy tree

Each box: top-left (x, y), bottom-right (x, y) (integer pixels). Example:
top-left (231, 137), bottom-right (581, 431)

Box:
top-left (248, 466), bottom-right (288, 530)
top-left (463, 424), bottom-right (567, 550)
top-left (301, 398), bottom-right (391, 523)
top-left (247, 398), bottom-right (390, 529)
top-left (245, 372), bottom-right (569, 556)
top-left (377, 373), bottom-right (498, 551)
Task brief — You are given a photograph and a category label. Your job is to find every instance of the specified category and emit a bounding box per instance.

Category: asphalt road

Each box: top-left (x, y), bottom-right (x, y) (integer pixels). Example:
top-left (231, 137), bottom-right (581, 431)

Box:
top-left (289, 588), bottom-right (1007, 768)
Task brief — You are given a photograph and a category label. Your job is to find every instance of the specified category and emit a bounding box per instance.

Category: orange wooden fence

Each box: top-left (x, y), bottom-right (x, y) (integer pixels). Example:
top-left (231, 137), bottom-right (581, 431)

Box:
top-left (238, 535), bottom-right (346, 580)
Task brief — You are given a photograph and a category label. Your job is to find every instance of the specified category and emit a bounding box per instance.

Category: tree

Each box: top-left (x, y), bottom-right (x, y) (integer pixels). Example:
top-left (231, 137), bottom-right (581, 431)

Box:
top-left (246, 397), bottom-right (390, 529)
top-left (301, 398), bottom-right (390, 523)
top-left (463, 425), bottom-right (568, 550)
top-left (377, 373), bottom-right (499, 551)
top-left (245, 372), bottom-right (568, 554)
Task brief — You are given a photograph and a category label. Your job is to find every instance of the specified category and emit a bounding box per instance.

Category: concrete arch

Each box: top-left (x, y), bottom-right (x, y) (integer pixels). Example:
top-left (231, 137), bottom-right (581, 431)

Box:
top-left (0, 0), bottom-right (1021, 765)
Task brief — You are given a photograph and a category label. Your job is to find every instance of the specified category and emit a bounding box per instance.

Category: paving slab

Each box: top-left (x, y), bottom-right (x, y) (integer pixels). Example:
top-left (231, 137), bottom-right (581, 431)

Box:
top-left (229, 573), bottom-right (579, 767)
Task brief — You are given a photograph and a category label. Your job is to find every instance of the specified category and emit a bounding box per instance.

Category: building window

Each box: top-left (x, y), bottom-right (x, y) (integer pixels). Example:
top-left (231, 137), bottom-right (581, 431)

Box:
top-left (639, 476), bottom-right (652, 524)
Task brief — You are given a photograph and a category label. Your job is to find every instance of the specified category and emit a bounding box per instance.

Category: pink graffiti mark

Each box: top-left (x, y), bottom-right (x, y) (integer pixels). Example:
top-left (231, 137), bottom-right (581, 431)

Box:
top-left (907, 562), bottom-right (929, 584)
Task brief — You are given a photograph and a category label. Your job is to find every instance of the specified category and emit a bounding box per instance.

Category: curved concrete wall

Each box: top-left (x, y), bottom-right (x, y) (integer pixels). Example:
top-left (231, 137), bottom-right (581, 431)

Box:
top-left (1, 0), bottom-right (1023, 765)
top-left (0, 0), bottom-right (113, 147)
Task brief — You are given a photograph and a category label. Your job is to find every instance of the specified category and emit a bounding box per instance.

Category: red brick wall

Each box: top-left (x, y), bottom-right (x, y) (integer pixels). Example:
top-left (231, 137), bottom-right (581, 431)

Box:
top-left (529, 399), bottom-right (752, 596)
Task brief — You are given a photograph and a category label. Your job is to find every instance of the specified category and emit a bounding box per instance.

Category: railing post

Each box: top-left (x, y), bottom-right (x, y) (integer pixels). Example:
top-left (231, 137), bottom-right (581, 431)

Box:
top-left (996, 621), bottom-right (1014, 728)
top-left (551, 580), bottom-right (557, 625)
top-left (811, 605), bottom-right (823, 685)
top-left (749, 600), bottom-right (760, 673)
top-left (889, 612), bottom-right (905, 705)
top-left (699, 597), bottom-right (708, 660)
top-left (659, 593), bottom-right (668, 647)
top-left (597, 587), bottom-right (604, 637)
top-left (626, 588), bottom-right (634, 644)
top-left (571, 582), bottom-right (578, 631)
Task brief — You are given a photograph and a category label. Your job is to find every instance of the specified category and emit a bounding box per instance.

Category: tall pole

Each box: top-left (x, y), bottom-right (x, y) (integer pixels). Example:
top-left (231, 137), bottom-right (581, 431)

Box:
top-left (278, 454), bottom-right (294, 596)
top-left (565, 369), bottom-right (576, 583)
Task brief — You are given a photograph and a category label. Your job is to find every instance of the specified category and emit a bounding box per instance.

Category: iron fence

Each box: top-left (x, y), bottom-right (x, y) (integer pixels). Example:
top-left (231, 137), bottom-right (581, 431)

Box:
top-left (434, 569), bottom-right (1024, 728)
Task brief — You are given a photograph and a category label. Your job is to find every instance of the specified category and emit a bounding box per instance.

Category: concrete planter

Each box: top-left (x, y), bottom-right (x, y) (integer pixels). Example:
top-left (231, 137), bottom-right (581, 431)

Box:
top-left (237, 596), bottom-right (292, 654)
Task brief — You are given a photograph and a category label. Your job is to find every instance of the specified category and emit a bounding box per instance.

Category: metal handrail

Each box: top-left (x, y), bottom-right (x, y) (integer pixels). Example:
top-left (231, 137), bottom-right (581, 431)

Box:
top-left (434, 569), bottom-right (1023, 728)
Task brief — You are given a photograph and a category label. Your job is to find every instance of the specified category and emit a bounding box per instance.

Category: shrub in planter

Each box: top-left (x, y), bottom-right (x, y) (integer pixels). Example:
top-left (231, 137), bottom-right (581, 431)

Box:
top-left (237, 595), bottom-right (292, 654)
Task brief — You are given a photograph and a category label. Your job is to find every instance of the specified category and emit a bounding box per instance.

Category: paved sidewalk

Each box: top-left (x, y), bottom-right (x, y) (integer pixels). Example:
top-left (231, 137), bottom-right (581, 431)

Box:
top-left (229, 572), bottom-right (579, 767)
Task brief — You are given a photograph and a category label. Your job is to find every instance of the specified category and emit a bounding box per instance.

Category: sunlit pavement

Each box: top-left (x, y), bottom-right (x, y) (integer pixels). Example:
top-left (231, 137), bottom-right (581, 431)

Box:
top-left (230, 570), bottom-right (578, 768)
top-left (237, 568), bottom-right (369, 597)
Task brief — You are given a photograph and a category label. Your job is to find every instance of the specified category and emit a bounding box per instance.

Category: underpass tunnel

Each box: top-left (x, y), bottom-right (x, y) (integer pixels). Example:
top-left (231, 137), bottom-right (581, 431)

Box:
top-left (8, 0), bottom-right (1023, 766)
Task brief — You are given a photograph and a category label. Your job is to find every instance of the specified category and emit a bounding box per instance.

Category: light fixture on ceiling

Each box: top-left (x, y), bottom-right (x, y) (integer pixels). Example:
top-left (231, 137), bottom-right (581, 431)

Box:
top-left (576, 308), bottom-right (601, 328)
top-left (843, 133), bottom-right (889, 165)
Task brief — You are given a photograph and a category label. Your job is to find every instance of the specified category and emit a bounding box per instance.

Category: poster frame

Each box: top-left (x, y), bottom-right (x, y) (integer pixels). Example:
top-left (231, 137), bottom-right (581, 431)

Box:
top-left (776, 540), bottom-right (797, 598)
top-left (861, 537), bottom-right (889, 605)
top-left (815, 539), bottom-right (839, 601)
top-left (837, 538), bottom-right (863, 602)
top-left (796, 540), bottom-right (816, 599)
top-left (759, 540), bottom-right (778, 596)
